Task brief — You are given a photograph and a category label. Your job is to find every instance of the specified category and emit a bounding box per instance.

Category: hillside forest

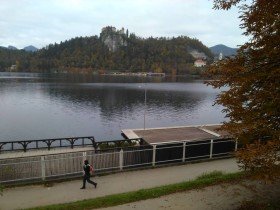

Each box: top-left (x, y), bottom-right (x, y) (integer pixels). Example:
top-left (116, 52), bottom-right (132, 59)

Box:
top-left (0, 27), bottom-right (213, 75)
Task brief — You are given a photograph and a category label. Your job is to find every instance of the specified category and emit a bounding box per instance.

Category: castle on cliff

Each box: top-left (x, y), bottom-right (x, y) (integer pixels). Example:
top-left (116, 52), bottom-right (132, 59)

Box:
top-left (100, 26), bottom-right (128, 52)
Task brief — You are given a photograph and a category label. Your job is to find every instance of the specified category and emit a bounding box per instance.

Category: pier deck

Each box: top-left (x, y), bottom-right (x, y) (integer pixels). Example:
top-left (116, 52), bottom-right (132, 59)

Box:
top-left (122, 124), bottom-right (230, 145)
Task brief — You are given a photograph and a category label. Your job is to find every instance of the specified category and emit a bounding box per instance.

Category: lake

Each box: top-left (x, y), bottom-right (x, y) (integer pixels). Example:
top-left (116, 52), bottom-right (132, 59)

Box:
top-left (0, 72), bottom-right (225, 141)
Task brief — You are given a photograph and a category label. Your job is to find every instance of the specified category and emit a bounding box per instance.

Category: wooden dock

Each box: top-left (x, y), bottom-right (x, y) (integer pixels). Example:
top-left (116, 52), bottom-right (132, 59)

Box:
top-left (122, 124), bottom-right (230, 145)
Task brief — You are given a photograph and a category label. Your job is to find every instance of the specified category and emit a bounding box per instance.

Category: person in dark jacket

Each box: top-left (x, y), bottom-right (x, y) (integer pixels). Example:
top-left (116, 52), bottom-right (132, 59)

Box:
top-left (80, 160), bottom-right (97, 189)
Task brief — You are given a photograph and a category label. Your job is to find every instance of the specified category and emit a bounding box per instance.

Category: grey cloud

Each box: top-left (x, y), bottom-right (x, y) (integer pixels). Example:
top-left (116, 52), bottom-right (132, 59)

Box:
top-left (0, 0), bottom-right (246, 49)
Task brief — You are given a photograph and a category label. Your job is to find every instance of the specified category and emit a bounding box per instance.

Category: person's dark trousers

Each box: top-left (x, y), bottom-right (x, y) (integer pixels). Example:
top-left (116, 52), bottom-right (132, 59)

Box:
top-left (82, 174), bottom-right (96, 188)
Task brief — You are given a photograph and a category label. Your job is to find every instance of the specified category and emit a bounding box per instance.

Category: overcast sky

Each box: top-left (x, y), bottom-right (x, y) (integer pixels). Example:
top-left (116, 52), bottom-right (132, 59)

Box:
top-left (0, 0), bottom-right (246, 49)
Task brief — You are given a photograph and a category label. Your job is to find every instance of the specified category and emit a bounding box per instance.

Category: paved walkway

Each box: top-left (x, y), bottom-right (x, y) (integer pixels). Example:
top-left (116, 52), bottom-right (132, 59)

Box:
top-left (0, 147), bottom-right (95, 159)
top-left (0, 158), bottom-right (239, 210)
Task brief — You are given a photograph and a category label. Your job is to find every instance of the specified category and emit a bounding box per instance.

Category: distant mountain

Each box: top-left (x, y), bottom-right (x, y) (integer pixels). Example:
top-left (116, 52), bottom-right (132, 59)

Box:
top-left (0, 45), bottom-right (38, 52)
top-left (8, 45), bottom-right (18, 50)
top-left (23, 45), bottom-right (38, 52)
top-left (210, 44), bottom-right (238, 57)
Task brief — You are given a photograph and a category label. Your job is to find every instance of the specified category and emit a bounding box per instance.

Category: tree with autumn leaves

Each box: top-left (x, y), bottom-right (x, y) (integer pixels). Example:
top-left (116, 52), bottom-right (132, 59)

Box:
top-left (207, 0), bottom-right (280, 177)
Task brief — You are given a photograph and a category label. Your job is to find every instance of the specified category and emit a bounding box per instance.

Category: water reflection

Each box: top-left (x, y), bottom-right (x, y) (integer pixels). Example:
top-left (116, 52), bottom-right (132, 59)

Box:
top-left (0, 73), bottom-right (225, 141)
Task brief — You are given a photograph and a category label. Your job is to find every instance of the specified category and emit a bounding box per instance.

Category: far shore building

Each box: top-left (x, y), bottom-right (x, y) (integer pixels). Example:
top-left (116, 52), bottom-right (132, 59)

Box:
top-left (194, 59), bottom-right (206, 67)
top-left (9, 64), bottom-right (17, 72)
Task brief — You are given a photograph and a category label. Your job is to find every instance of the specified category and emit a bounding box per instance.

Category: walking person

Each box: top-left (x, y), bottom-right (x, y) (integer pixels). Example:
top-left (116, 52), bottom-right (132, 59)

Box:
top-left (80, 160), bottom-right (97, 189)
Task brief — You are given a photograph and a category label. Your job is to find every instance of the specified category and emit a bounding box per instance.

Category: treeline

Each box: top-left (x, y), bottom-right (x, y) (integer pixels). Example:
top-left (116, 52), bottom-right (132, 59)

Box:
top-left (0, 47), bottom-right (32, 71)
top-left (0, 33), bottom-right (213, 75)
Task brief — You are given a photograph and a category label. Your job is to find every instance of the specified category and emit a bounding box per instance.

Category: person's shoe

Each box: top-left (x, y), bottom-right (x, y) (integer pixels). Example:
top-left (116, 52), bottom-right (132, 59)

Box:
top-left (80, 187), bottom-right (85, 189)
top-left (94, 183), bottom-right (97, 188)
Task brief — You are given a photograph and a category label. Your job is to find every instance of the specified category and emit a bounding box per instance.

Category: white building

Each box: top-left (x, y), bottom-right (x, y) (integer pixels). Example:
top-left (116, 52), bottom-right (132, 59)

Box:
top-left (194, 59), bottom-right (207, 67)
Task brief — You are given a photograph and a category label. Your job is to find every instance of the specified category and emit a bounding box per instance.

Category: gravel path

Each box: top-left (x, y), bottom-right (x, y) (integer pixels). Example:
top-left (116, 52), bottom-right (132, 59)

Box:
top-left (100, 180), bottom-right (280, 210)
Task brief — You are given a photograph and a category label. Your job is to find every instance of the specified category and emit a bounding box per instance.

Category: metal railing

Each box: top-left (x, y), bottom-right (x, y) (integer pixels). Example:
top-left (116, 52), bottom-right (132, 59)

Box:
top-left (0, 137), bottom-right (142, 152)
top-left (0, 138), bottom-right (236, 184)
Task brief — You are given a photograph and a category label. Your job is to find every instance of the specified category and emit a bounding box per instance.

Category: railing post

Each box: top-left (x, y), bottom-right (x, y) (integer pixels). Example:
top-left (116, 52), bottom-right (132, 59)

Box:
top-left (119, 149), bottom-right (124, 170)
top-left (210, 139), bottom-right (213, 159)
top-left (41, 156), bottom-right (46, 181)
top-left (182, 142), bottom-right (186, 162)
top-left (82, 151), bottom-right (87, 161)
top-left (152, 145), bottom-right (156, 167)
top-left (23, 142), bottom-right (27, 152)
top-left (235, 140), bottom-right (238, 151)
top-left (47, 140), bottom-right (51, 150)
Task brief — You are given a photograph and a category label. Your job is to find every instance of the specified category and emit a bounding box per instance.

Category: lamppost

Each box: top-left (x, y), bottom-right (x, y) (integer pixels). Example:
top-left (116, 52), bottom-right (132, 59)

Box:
top-left (144, 83), bottom-right (147, 130)
top-left (139, 83), bottom-right (147, 130)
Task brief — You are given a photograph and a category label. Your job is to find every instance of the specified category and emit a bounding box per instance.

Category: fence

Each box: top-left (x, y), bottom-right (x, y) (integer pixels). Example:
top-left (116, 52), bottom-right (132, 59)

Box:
top-left (0, 137), bottom-right (141, 152)
top-left (0, 139), bottom-right (236, 184)
top-left (0, 136), bottom-right (96, 152)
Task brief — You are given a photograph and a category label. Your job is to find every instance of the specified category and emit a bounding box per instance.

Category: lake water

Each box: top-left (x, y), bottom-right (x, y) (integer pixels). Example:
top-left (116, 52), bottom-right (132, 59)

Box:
top-left (0, 72), bottom-right (225, 142)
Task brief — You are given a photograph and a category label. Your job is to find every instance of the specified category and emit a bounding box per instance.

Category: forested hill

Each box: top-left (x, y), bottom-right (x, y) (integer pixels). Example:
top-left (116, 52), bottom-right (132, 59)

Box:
top-left (0, 47), bottom-right (31, 71)
top-left (0, 27), bottom-right (213, 75)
